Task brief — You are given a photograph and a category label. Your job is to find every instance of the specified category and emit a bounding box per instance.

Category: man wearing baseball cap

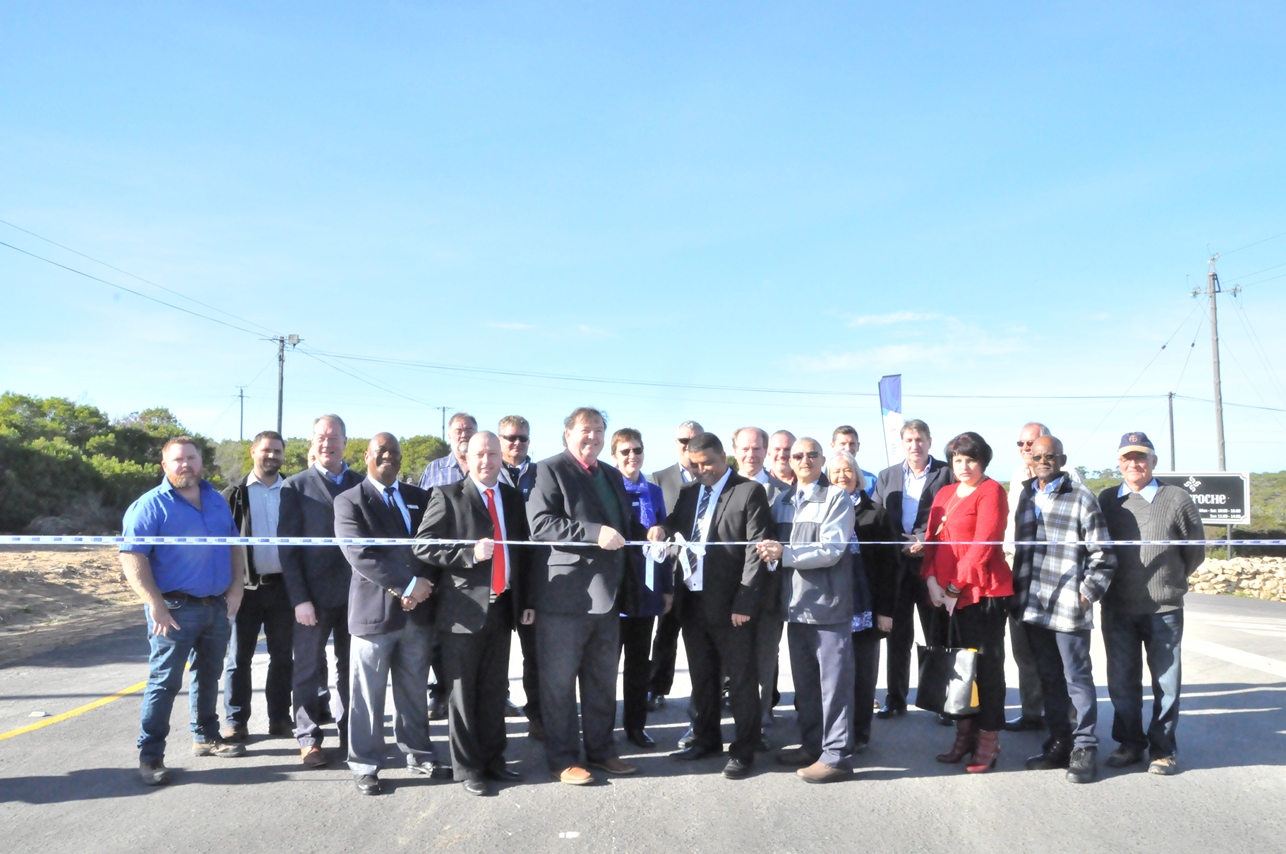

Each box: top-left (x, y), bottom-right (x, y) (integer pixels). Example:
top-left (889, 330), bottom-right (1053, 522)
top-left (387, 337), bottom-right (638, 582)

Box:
top-left (1096, 431), bottom-right (1205, 776)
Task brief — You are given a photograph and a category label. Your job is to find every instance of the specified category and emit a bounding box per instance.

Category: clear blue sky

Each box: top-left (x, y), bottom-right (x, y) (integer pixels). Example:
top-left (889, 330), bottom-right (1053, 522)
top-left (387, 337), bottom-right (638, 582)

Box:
top-left (3, 2), bottom-right (1285, 475)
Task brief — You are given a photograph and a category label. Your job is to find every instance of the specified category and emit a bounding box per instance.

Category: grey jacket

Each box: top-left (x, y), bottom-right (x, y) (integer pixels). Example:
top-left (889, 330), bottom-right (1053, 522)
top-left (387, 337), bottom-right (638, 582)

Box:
top-left (779, 481), bottom-right (856, 625)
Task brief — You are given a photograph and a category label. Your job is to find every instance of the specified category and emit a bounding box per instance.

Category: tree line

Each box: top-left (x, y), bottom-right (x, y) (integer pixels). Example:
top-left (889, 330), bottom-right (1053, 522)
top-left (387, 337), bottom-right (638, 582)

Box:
top-left (0, 392), bottom-right (450, 534)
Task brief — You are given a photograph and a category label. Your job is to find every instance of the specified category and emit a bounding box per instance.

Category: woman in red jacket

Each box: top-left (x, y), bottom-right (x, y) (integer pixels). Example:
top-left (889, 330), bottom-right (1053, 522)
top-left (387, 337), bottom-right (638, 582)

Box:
top-left (921, 431), bottom-right (1012, 773)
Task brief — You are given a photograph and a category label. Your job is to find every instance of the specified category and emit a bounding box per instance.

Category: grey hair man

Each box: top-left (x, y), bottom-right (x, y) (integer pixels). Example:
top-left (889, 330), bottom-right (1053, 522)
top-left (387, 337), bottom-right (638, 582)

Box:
top-left (418, 412), bottom-right (479, 489)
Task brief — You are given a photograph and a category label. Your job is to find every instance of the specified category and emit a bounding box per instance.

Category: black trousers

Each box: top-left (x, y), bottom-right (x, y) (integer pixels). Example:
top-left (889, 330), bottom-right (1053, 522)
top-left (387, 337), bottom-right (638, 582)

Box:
top-left (618, 615), bottom-right (656, 732)
top-left (440, 595), bottom-right (513, 781)
top-left (648, 607), bottom-right (682, 696)
top-left (291, 603), bottom-right (349, 747)
top-left (681, 594), bottom-right (760, 763)
top-left (884, 571), bottom-right (937, 709)
top-left (851, 628), bottom-right (882, 745)
top-left (515, 620), bottom-right (541, 724)
top-left (223, 577), bottom-right (294, 726)
top-left (931, 597), bottom-right (1009, 731)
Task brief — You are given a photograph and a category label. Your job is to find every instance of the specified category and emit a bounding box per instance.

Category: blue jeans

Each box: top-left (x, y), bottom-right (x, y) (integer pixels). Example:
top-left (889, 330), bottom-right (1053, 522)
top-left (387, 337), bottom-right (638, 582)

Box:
top-left (1102, 607), bottom-right (1183, 758)
top-left (138, 597), bottom-right (231, 762)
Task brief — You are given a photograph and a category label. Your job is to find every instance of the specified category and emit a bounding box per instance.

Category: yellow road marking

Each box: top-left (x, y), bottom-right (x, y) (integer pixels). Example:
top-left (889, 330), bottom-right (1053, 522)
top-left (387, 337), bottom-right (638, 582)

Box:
top-left (0, 680), bottom-right (147, 741)
top-left (0, 631), bottom-right (269, 742)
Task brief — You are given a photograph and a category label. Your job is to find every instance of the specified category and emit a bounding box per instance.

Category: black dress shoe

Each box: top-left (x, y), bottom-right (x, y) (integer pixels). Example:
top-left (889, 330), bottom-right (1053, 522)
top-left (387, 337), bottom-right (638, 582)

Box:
top-left (935, 712), bottom-right (953, 727)
top-left (722, 757), bottom-right (752, 779)
top-left (429, 699), bottom-right (448, 721)
top-left (462, 779), bottom-right (490, 796)
top-left (1025, 737), bottom-right (1072, 771)
top-left (677, 728), bottom-right (695, 749)
top-left (875, 704), bottom-right (906, 720)
top-left (670, 744), bottom-right (724, 761)
top-left (626, 729), bottom-right (656, 749)
top-left (646, 693), bottom-right (666, 712)
top-left (355, 774), bottom-right (381, 796)
top-left (486, 766), bottom-right (523, 782)
top-left (1003, 715), bottom-right (1045, 733)
top-left (505, 700), bottom-right (523, 718)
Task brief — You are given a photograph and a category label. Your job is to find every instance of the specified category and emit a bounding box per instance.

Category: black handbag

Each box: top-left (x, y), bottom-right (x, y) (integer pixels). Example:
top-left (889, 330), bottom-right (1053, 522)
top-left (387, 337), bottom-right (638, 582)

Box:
top-left (913, 615), bottom-right (980, 716)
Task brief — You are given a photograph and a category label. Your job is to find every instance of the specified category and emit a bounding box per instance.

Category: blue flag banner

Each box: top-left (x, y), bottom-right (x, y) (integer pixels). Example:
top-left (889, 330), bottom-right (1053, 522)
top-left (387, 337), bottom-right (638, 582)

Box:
top-left (879, 374), bottom-right (902, 467)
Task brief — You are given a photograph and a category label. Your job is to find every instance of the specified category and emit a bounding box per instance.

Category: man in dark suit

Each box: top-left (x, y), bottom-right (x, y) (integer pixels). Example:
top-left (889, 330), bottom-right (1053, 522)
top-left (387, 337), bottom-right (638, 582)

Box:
top-left (527, 406), bottom-right (646, 785)
top-left (647, 431), bottom-right (772, 780)
top-left (871, 418), bottom-right (954, 718)
top-left (334, 433), bottom-right (440, 796)
top-left (415, 432), bottom-right (535, 796)
top-left (280, 414), bottom-right (365, 766)
top-left (496, 414), bottom-right (541, 729)
top-left (646, 419), bottom-right (703, 712)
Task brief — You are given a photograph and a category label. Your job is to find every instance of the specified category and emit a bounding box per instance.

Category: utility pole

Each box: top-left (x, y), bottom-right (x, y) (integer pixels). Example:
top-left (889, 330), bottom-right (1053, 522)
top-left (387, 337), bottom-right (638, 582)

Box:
top-left (1167, 391), bottom-right (1175, 470)
top-left (237, 386), bottom-right (246, 442)
top-left (434, 406), bottom-right (450, 441)
top-left (264, 334), bottom-right (301, 435)
top-left (1193, 255), bottom-right (1239, 557)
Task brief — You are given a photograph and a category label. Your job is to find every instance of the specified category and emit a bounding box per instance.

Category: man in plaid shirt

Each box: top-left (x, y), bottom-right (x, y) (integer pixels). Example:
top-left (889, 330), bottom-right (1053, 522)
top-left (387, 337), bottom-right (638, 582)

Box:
top-left (1012, 435), bottom-right (1115, 784)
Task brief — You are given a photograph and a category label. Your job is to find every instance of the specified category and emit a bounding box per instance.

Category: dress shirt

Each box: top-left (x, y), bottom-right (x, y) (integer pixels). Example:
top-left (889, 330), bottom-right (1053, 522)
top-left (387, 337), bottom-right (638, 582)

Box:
top-left (315, 461), bottom-right (350, 485)
top-left (900, 461), bottom-right (930, 535)
top-left (367, 475), bottom-right (417, 597)
top-left (247, 472), bottom-right (283, 574)
top-left (752, 469), bottom-right (769, 485)
top-left (474, 479), bottom-right (510, 589)
top-left (685, 467), bottom-right (732, 592)
top-left (681, 467), bottom-right (694, 483)
top-left (1118, 478), bottom-right (1160, 503)
top-left (418, 454), bottom-right (467, 489)
top-left (1030, 475), bottom-right (1064, 520)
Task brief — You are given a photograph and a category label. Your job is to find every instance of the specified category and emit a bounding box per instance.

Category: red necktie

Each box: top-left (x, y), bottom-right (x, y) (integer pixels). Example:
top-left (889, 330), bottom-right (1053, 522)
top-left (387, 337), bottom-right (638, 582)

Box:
top-left (484, 488), bottom-right (506, 596)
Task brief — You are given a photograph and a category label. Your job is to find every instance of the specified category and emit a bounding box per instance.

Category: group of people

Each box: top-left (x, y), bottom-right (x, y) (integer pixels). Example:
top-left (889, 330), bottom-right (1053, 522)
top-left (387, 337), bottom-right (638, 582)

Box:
top-left (117, 407), bottom-right (1205, 796)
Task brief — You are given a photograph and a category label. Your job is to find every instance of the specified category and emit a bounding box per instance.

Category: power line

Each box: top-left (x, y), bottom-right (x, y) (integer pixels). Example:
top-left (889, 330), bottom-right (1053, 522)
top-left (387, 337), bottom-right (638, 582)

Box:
top-left (0, 240), bottom-right (263, 338)
top-left (0, 219), bottom-right (276, 336)
top-left (1218, 230), bottom-right (1286, 257)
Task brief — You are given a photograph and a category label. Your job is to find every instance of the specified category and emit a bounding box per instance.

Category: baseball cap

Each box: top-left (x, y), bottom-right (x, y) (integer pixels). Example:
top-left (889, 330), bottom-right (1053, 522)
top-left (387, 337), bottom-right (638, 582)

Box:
top-left (1118, 431), bottom-right (1155, 455)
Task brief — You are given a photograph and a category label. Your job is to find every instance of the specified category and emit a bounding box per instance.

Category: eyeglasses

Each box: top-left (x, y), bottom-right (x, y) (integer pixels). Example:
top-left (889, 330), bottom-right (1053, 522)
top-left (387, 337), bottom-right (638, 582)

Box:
top-left (1016, 440), bottom-right (1035, 448)
top-left (501, 434), bottom-right (530, 443)
top-left (618, 447), bottom-right (644, 456)
top-left (1030, 453), bottom-right (1061, 463)
top-left (790, 451), bottom-right (822, 461)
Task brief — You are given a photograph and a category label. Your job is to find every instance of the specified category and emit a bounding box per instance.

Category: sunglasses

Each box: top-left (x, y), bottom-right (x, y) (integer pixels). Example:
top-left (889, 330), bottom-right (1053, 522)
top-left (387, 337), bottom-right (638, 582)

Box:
top-left (677, 437), bottom-right (692, 446)
top-left (618, 446), bottom-right (644, 456)
top-left (791, 451), bottom-right (822, 461)
top-left (1016, 440), bottom-right (1035, 448)
top-left (501, 434), bottom-right (530, 443)
top-left (1030, 453), bottom-right (1061, 463)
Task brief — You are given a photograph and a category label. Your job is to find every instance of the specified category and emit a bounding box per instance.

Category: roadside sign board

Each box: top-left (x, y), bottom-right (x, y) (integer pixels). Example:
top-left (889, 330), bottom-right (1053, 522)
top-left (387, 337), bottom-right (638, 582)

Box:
top-left (1153, 472), bottom-right (1251, 526)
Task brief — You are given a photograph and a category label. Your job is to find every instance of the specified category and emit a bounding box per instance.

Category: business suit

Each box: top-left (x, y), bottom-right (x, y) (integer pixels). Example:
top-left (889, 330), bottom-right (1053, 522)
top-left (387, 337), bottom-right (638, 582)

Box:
top-left (871, 456), bottom-right (954, 711)
top-left (334, 477), bottom-right (438, 778)
top-left (279, 464), bottom-right (365, 748)
top-left (647, 462), bottom-right (693, 699)
top-left (660, 472), bottom-right (772, 763)
top-left (499, 459), bottom-right (542, 727)
top-left (527, 450), bottom-right (646, 771)
top-left (414, 477), bottom-right (531, 782)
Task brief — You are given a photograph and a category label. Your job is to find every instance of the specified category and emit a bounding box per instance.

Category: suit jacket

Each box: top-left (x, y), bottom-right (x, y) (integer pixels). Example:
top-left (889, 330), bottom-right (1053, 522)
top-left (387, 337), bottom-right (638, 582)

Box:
top-left (414, 477), bottom-right (532, 633)
top-left (527, 450), bottom-right (648, 616)
top-left (661, 472), bottom-right (772, 626)
top-left (649, 463), bottom-right (691, 516)
top-left (279, 465), bottom-right (365, 609)
top-left (222, 475), bottom-right (266, 587)
top-left (333, 478), bottom-right (431, 636)
top-left (872, 456), bottom-right (953, 579)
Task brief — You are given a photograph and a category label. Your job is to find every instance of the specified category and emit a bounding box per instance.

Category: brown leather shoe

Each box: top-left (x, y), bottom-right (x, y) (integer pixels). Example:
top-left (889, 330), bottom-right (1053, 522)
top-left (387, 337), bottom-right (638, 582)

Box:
top-left (590, 756), bottom-right (638, 775)
top-left (797, 760), bottom-right (852, 784)
top-left (557, 766), bottom-right (594, 785)
top-left (776, 747), bottom-right (821, 767)
top-left (220, 723), bottom-right (248, 743)
top-left (301, 746), bottom-right (328, 767)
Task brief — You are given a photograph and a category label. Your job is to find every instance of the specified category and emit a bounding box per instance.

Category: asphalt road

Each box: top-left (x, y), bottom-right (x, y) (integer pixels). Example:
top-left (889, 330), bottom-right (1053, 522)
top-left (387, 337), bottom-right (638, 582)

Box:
top-left (1, 592), bottom-right (1283, 854)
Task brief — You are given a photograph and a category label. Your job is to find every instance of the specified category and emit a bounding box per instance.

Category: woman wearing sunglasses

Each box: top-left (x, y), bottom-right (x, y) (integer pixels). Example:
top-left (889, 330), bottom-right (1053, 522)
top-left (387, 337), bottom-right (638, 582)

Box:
top-left (610, 428), bottom-right (674, 749)
top-left (921, 431), bottom-right (1012, 773)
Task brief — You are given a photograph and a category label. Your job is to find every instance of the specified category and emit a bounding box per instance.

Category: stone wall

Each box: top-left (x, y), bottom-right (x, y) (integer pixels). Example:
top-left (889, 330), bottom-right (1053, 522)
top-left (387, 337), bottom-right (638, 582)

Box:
top-left (1189, 557), bottom-right (1286, 602)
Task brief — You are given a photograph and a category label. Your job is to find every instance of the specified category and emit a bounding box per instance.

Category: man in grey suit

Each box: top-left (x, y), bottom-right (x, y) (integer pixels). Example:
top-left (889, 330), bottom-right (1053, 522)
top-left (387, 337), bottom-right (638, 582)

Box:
top-left (870, 418), bottom-right (954, 719)
top-left (527, 407), bottom-right (646, 785)
top-left (334, 433), bottom-right (441, 796)
top-left (280, 414), bottom-right (365, 767)
top-left (734, 425), bottom-right (789, 733)
top-left (646, 419), bottom-right (703, 711)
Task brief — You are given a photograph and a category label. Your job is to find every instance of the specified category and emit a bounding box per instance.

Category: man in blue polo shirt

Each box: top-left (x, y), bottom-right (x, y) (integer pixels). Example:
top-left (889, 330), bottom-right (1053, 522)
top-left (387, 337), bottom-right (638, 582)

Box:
top-left (120, 436), bottom-right (248, 785)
